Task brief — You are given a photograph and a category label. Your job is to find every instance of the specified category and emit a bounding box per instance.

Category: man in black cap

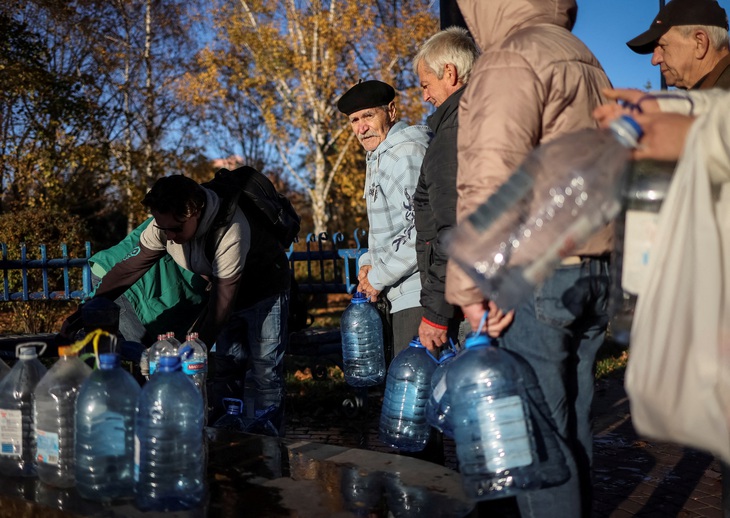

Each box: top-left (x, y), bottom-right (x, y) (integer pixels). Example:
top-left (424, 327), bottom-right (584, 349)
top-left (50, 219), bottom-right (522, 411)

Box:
top-left (337, 80), bottom-right (431, 361)
top-left (627, 0), bottom-right (730, 90)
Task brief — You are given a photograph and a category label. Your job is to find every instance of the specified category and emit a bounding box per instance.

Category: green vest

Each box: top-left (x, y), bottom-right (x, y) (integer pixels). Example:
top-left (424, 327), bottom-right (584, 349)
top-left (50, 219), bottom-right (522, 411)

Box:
top-left (89, 218), bottom-right (209, 340)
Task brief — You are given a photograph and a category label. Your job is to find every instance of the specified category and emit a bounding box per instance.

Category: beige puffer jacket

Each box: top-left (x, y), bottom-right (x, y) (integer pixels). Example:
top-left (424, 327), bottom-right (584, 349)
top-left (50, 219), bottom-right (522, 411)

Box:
top-left (445, 0), bottom-right (613, 308)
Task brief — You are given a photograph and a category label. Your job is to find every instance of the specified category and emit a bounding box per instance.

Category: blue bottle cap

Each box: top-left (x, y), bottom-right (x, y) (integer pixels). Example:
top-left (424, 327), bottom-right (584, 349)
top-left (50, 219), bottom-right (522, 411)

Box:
top-left (610, 115), bottom-right (643, 148)
top-left (464, 332), bottom-right (491, 349)
top-left (408, 337), bottom-right (425, 348)
top-left (352, 292), bottom-right (368, 303)
top-left (99, 353), bottom-right (121, 370)
top-left (439, 349), bottom-right (456, 363)
top-left (158, 354), bottom-right (182, 372)
top-left (223, 398), bottom-right (244, 415)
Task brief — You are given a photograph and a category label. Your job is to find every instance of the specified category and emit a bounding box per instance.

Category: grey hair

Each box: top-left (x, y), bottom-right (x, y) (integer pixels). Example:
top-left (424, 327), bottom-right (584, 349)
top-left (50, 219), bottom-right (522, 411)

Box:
top-left (675, 24), bottom-right (730, 51)
top-left (412, 26), bottom-right (480, 85)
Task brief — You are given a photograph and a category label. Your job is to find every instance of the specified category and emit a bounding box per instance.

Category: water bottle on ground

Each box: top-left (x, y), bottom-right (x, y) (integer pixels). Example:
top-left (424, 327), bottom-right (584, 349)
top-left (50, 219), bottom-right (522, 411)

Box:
top-left (447, 328), bottom-right (541, 501)
top-left (212, 398), bottom-right (278, 436)
top-left (340, 291), bottom-right (386, 387)
top-left (134, 350), bottom-right (205, 512)
top-left (213, 398), bottom-right (246, 432)
top-left (34, 345), bottom-right (92, 488)
top-left (0, 343), bottom-right (48, 477)
top-left (379, 337), bottom-right (438, 452)
top-left (179, 332), bottom-right (208, 423)
top-left (75, 352), bottom-right (140, 502)
top-left (447, 116), bottom-right (643, 310)
top-left (425, 344), bottom-right (458, 438)
top-left (146, 334), bottom-right (177, 377)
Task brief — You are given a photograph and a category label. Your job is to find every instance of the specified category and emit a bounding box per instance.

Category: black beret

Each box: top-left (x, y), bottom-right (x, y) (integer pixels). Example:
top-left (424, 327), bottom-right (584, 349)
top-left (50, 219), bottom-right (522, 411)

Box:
top-left (336, 80), bottom-right (396, 115)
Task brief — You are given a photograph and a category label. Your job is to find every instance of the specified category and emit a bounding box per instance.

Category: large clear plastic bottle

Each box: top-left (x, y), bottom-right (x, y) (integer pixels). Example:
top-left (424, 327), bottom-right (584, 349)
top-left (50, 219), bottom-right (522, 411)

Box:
top-left (147, 334), bottom-right (177, 377)
top-left (179, 332), bottom-right (208, 423)
top-left (213, 398), bottom-right (246, 432)
top-left (0, 342), bottom-right (48, 477)
top-left (75, 352), bottom-right (140, 501)
top-left (134, 350), bottom-right (205, 512)
top-left (447, 116), bottom-right (643, 310)
top-left (425, 346), bottom-right (458, 438)
top-left (33, 346), bottom-right (92, 488)
top-left (340, 291), bottom-right (386, 387)
top-left (378, 337), bottom-right (438, 452)
top-left (446, 332), bottom-right (540, 501)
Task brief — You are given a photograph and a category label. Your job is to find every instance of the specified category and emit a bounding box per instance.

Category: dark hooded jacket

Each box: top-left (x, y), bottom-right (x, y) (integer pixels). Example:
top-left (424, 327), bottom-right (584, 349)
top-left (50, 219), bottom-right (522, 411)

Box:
top-left (415, 86), bottom-right (466, 327)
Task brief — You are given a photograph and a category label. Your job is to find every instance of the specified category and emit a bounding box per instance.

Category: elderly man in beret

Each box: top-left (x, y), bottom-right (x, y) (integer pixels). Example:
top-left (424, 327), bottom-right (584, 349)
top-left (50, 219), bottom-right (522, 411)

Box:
top-left (337, 80), bottom-right (432, 362)
top-left (627, 0), bottom-right (730, 90)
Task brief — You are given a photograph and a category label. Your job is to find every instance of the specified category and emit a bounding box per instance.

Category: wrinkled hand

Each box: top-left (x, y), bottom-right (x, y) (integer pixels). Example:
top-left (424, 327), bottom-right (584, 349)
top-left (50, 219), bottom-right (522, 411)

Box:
top-left (593, 88), bottom-right (662, 129)
top-left (357, 265), bottom-right (380, 302)
top-left (630, 112), bottom-right (695, 161)
top-left (418, 319), bottom-right (448, 353)
top-left (462, 300), bottom-right (514, 338)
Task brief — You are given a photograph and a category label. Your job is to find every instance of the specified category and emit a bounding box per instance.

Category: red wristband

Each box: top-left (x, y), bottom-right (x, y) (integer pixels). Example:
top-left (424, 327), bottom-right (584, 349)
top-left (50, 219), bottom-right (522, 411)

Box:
top-left (422, 317), bottom-right (448, 330)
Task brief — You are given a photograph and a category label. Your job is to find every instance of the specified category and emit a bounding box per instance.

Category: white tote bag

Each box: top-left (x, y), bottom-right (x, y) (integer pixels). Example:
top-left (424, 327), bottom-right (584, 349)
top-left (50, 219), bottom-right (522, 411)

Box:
top-left (625, 111), bottom-right (730, 464)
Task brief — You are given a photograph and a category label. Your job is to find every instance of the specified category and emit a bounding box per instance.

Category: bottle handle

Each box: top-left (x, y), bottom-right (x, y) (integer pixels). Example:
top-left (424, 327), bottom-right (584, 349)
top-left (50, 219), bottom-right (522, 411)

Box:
top-left (478, 310), bottom-right (499, 346)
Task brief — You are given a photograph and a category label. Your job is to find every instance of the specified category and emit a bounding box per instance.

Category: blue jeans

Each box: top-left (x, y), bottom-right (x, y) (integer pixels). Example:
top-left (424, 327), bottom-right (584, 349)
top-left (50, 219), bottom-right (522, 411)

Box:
top-left (211, 291), bottom-right (289, 434)
top-left (498, 257), bottom-right (609, 518)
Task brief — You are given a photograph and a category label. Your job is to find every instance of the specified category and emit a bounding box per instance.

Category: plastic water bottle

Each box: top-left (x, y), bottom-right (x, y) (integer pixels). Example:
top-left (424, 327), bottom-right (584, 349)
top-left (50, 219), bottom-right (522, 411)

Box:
top-left (447, 116), bottom-right (643, 310)
top-left (179, 332), bottom-right (208, 423)
top-left (340, 291), bottom-right (386, 387)
top-left (0, 358), bottom-right (10, 380)
top-left (147, 334), bottom-right (177, 377)
top-left (213, 398), bottom-right (246, 432)
top-left (425, 345), bottom-right (458, 438)
top-left (447, 331), bottom-right (541, 501)
top-left (378, 337), bottom-right (438, 452)
top-left (33, 346), bottom-right (92, 488)
top-left (609, 160), bottom-right (673, 344)
top-left (0, 342), bottom-right (48, 477)
top-left (75, 352), bottom-right (141, 501)
top-left (213, 399), bottom-right (279, 436)
top-left (134, 351), bottom-right (205, 512)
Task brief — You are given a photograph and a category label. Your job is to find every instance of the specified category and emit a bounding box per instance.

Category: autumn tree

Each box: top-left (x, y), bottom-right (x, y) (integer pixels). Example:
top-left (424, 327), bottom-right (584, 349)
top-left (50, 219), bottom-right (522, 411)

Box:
top-left (182, 0), bottom-right (438, 234)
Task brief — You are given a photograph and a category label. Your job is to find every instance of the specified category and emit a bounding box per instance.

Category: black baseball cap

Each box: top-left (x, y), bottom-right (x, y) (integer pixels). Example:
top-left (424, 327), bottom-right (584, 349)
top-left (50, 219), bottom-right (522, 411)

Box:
top-left (336, 80), bottom-right (396, 116)
top-left (627, 0), bottom-right (729, 54)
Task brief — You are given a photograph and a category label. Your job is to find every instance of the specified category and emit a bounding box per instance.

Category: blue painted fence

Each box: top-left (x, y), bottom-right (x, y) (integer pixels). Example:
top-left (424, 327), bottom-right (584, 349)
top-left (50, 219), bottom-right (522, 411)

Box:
top-left (0, 230), bottom-right (368, 302)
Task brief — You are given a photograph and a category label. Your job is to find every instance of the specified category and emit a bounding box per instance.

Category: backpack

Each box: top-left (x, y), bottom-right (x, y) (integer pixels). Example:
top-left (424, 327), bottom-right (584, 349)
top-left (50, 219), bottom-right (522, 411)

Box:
top-left (202, 166), bottom-right (301, 261)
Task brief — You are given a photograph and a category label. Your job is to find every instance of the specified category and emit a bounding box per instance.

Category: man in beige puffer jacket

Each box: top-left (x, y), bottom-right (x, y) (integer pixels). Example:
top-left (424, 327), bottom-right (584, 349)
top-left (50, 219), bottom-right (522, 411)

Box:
top-left (445, 0), bottom-right (612, 516)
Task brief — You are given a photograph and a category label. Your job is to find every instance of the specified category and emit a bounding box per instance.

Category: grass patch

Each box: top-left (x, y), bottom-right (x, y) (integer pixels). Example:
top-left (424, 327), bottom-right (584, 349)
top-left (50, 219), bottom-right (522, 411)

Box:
top-left (595, 339), bottom-right (628, 380)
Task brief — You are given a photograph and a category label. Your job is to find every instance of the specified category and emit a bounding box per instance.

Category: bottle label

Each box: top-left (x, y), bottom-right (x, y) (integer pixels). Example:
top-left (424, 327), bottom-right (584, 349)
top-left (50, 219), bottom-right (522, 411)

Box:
top-left (91, 412), bottom-right (125, 456)
top-left (432, 377), bottom-right (447, 402)
top-left (622, 209), bottom-right (660, 295)
top-left (476, 395), bottom-right (533, 471)
top-left (149, 360), bottom-right (157, 375)
top-left (35, 429), bottom-right (59, 465)
top-left (0, 409), bottom-right (22, 457)
top-left (182, 359), bottom-right (207, 375)
top-left (133, 434), bottom-right (140, 482)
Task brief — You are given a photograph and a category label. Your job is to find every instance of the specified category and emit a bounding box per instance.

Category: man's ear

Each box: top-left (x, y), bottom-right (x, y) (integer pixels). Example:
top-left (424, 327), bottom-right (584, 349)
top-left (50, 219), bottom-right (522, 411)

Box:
top-left (387, 101), bottom-right (397, 122)
top-left (694, 29), bottom-right (710, 59)
top-left (444, 63), bottom-right (459, 86)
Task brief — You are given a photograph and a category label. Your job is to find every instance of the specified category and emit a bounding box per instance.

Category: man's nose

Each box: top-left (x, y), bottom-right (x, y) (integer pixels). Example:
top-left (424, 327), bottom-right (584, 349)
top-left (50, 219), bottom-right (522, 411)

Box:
top-left (651, 47), bottom-right (662, 66)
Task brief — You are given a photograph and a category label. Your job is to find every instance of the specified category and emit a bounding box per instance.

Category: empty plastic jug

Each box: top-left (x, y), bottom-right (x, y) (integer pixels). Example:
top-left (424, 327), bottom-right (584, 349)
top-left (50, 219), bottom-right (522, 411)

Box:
top-left (340, 292), bottom-right (386, 387)
top-left (379, 337), bottom-right (438, 452)
top-left (0, 343), bottom-right (48, 477)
